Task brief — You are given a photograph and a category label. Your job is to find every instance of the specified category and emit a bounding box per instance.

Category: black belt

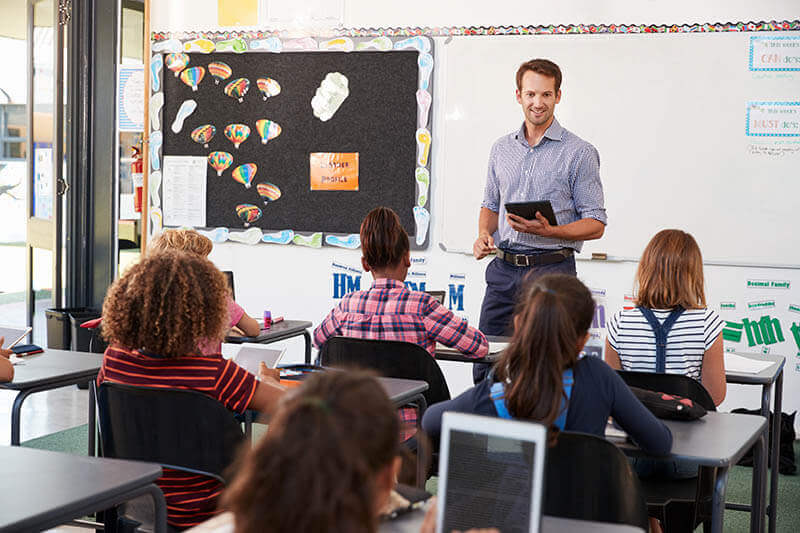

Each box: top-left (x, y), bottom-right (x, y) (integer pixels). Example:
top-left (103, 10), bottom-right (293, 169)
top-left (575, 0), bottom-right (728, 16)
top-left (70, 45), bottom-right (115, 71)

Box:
top-left (496, 248), bottom-right (573, 267)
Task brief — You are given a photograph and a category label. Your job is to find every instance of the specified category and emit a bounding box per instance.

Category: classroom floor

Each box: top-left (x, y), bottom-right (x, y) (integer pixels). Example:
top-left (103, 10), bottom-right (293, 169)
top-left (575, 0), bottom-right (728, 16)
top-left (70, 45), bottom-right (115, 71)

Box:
top-left (7, 387), bottom-right (800, 532)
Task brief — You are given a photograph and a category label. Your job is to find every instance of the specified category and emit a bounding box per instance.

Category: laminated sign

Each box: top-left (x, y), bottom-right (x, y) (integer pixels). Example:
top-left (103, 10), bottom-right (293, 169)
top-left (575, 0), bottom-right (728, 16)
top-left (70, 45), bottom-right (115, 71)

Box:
top-left (310, 152), bottom-right (359, 191)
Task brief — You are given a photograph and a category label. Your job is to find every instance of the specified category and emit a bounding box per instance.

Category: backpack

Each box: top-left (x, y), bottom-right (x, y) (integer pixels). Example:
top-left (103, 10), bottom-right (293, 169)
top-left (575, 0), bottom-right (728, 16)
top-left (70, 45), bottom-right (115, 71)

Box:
top-left (732, 408), bottom-right (797, 475)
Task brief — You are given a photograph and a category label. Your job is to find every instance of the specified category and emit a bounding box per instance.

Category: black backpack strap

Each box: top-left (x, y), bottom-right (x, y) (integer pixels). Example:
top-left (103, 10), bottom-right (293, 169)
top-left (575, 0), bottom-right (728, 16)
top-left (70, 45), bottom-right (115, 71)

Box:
top-left (637, 306), bottom-right (686, 373)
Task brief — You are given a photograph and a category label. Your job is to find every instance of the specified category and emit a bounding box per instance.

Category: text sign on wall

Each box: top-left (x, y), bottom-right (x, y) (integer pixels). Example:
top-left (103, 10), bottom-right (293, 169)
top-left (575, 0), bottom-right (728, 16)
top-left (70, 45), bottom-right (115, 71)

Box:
top-left (746, 102), bottom-right (800, 137)
top-left (310, 152), bottom-right (359, 191)
top-left (750, 36), bottom-right (800, 71)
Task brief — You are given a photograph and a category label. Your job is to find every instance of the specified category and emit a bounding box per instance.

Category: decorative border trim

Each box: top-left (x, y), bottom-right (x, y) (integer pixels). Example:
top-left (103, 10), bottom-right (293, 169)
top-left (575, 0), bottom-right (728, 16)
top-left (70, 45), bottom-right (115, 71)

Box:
top-left (152, 20), bottom-right (800, 42)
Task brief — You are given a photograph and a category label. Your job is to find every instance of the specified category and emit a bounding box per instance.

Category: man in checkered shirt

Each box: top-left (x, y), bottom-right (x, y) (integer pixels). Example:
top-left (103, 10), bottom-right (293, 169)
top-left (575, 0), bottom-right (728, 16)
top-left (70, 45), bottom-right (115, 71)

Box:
top-left (472, 58), bottom-right (607, 382)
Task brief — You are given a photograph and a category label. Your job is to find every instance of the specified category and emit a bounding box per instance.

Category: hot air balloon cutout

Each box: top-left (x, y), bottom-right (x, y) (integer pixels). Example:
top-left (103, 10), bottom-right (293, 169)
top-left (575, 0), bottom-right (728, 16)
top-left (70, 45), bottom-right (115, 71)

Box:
top-left (224, 123), bottom-right (250, 149)
top-left (180, 66), bottom-right (205, 91)
top-left (256, 78), bottom-right (281, 100)
top-left (207, 151), bottom-right (233, 176)
top-left (224, 78), bottom-right (250, 103)
top-left (236, 204), bottom-right (262, 227)
top-left (190, 124), bottom-right (216, 148)
top-left (165, 53), bottom-right (189, 76)
top-left (256, 182), bottom-right (281, 205)
top-left (254, 119), bottom-right (281, 145)
top-left (232, 163), bottom-right (257, 189)
top-left (208, 61), bottom-right (232, 85)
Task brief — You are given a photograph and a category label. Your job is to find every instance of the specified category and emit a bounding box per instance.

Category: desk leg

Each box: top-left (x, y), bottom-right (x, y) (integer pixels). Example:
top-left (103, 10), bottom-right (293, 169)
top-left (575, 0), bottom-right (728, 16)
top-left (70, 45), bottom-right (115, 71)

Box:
top-left (88, 379), bottom-right (96, 456)
top-left (303, 330), bottom-right (312, 365)
top-left (145, 483), bottom-right (168, 533)
top-left (750, 431), bottom-right (767, 533)
top-left (10, 390), bottom-right (32, 445)
top-left (711, 466), bottom-right (730, 533)
top-left (768, 370), bottom-right (783, 533)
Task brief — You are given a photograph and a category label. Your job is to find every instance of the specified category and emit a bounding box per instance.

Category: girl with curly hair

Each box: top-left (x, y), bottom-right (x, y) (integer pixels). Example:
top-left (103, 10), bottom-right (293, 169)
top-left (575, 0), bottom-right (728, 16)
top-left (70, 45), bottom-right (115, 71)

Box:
top-left (98, 250), bottom-right (285, 529)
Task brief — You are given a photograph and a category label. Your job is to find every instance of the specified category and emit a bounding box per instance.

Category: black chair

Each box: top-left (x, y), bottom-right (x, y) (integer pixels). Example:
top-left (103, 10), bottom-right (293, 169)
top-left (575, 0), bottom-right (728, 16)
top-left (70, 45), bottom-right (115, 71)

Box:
top-left (545, 431), bottom-right (649, 530)
top-left (96, 382), bottom-right (246, 531)
top-left (617, 370), bottom-right (717, 533)
top-left (318, 336), bottom-right (451, 411)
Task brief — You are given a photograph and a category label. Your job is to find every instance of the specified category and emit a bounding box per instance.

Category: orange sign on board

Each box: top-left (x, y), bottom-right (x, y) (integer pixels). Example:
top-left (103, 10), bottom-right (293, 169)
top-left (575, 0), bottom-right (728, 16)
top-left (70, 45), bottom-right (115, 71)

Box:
top-left (309, 152), bottom-right (359, 191)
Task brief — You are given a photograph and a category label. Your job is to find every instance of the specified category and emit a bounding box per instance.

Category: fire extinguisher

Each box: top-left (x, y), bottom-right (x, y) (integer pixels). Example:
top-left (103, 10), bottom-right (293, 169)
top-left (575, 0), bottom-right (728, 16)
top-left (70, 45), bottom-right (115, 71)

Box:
top-left (132, 145), bottom-right (144, 213)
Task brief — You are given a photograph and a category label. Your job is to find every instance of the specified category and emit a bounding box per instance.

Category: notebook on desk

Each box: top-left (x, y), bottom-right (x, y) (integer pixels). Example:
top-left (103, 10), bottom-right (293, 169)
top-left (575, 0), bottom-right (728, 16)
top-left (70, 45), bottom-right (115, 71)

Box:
top-left (436, 341), bottom-right (509, 355)
top-left (436, 412), bottom-right (547, 533)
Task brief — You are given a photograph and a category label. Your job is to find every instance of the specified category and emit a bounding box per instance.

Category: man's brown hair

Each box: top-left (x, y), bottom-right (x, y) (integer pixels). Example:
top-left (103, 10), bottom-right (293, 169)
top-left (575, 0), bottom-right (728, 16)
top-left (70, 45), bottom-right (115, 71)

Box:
top-left (516, 58), bottom-right (562, 93)
top-left (635, 229), bottom-right (706, 310)
top-left (360, 207), bottom-right (409, 270)
top-left (101, 250), bottom-right (230, 358)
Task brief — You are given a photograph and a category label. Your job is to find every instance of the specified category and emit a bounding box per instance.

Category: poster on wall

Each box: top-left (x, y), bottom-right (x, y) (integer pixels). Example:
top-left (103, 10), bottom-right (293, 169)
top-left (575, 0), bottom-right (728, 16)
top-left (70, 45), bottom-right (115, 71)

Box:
top-left (118, 65), bottom-right (145, 132)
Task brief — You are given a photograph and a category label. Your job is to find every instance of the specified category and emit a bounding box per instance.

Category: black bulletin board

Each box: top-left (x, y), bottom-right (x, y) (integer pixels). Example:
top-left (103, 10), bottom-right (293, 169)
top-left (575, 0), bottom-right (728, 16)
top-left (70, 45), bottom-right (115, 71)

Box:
top-left (161, 50), bottom-right (419, 237)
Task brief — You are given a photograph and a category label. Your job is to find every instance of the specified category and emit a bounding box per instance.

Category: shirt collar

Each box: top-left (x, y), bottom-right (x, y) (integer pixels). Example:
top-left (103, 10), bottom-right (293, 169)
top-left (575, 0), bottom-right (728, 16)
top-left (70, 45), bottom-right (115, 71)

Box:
top-left (514, 118), bottom-right (564, 147)
top-left (370, 277), bottom-right (406, 290)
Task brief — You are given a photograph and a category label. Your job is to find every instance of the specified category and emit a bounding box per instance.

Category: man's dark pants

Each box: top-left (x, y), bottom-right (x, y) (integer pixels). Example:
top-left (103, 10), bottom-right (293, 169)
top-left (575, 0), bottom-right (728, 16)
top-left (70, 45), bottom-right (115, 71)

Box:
top-left (474, 254), bottom-right (577, 383)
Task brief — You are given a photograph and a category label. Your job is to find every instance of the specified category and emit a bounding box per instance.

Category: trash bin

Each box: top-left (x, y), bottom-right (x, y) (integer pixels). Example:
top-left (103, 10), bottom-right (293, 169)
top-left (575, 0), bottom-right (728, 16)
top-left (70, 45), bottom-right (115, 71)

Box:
top-left (45, 307), bottom-right (99, 350)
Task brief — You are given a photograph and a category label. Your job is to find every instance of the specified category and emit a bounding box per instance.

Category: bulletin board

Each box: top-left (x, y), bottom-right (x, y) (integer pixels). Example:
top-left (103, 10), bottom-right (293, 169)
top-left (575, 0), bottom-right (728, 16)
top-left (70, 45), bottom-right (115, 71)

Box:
top-left (148, 35), bottom-right (434, 248)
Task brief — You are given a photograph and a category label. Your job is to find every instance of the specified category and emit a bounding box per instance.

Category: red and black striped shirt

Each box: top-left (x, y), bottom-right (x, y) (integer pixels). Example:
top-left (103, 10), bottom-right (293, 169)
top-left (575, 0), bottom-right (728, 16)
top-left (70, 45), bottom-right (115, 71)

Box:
top-left (98, 346), bottom-right (257, 528)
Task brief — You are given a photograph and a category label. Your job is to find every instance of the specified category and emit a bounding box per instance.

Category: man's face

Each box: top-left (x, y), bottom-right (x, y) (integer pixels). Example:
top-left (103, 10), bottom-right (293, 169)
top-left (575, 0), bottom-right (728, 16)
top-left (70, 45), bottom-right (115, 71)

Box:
top-left (516, 71), bottom-right (561, 128)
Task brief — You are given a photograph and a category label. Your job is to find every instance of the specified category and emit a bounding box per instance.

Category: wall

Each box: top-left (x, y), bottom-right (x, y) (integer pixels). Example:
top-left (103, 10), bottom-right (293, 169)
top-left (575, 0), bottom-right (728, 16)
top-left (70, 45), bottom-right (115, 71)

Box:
top-left (151, 0), bottom-right (800, 420)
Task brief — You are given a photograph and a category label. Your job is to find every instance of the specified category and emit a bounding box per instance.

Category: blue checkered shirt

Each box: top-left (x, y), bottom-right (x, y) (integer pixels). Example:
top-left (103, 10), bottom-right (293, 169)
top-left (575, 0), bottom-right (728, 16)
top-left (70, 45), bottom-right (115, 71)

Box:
top-left (481, 119), bottom-right (607, 252)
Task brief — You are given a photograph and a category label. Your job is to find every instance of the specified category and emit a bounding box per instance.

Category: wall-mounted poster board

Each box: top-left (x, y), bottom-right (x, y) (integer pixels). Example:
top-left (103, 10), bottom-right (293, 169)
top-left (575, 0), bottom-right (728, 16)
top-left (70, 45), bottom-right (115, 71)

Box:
top-left (437, 31), bottom-right (800, 266)
top-left (149, 35), bottom-right (434, 249)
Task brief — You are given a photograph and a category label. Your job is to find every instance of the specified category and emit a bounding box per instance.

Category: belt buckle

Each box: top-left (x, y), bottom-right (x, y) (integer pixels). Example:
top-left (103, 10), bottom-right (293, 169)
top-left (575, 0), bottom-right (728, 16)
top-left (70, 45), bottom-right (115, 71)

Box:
top-left (514, 254), bottom-right (528, 267)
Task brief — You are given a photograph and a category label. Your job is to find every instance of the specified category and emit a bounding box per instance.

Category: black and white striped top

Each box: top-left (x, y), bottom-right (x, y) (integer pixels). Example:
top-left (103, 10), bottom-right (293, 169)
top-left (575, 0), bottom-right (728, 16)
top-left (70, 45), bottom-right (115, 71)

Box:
top-left (607, 307), bottom-right (723, 379)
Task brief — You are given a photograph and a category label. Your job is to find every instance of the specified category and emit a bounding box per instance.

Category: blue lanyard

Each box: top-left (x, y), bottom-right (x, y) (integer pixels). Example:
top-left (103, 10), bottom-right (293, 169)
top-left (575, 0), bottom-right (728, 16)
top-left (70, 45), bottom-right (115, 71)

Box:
top-left (490, 368), bottom-right (574, 430)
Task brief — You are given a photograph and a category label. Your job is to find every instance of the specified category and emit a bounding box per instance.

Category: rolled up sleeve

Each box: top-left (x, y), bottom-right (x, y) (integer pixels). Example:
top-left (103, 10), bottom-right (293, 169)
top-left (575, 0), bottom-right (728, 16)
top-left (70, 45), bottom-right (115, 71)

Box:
top-left (571, 145), bottom-right (607, 225)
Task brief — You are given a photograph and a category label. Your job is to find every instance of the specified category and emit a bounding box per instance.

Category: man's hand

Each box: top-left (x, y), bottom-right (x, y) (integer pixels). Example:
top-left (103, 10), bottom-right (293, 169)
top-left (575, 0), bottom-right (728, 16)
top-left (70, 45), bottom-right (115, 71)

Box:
top-left (473, 232), bottom-right (496, 259)
top-left (257, 362), bottom-right (281, 384)
top-left (506, 211), bottom-right (555, 237)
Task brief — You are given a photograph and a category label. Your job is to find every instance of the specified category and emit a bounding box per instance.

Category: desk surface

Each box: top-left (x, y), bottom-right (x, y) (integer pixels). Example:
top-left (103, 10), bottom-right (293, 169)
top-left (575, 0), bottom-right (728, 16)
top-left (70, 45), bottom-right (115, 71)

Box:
top-left (724, 352), bottom-right (785, 385)
top-left (378, 377), bottom-right (429, 406)
top-left (434, 335), bottom-right (508, 364)
top-left (225, 319), bottom-right (312, 344)
top-left (615, 411), bottom-right (767, 468)
top-left (0, 446), bottom-right (161, 532)
top-left (381, 509), bottom-right (645, 533)
top-left (1, 349), bottom-right (102, 390)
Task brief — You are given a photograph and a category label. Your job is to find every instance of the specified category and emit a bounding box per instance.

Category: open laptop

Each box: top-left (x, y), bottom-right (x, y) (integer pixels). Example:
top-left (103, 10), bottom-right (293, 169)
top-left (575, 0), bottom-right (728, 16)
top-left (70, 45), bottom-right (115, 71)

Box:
top-left (436, 412), bottom-right (547, 533)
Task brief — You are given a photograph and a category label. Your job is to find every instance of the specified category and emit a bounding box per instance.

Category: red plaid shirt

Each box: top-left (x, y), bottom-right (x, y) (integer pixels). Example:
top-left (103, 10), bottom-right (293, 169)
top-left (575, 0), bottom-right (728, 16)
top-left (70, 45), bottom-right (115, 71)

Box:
top-left (314, 278), bottom-right (488, 440)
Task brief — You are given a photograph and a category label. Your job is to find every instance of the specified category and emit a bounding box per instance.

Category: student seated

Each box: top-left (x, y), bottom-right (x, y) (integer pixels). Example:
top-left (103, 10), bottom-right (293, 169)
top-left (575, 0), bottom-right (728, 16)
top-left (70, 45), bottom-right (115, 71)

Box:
top-left (0, 338), bottom-right (13, 381)
top-left (149, 229), bottom-right (261, 345)
top-left (98, 250), bottom-right (285, 529)
top-left (422, 273), bottom-right (672, 456)
top-left (314, 206), bottom-right (488, 439)
top-left (314, 206), bottom-right (488, 357)
top-left (605, 229), bottom-right (726, 406)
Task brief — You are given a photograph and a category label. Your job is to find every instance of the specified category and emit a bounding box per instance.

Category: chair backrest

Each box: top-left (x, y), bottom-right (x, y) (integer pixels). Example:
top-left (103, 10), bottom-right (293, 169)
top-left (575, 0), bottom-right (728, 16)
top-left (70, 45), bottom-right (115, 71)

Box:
top-left (545, 431), bottom-right (649, 530)
top-left (96, 383), bottom-right (245, 480)
top-left (617, 370), bottom-right (716, 411)
top-left (319, 337), bottom-right (451, 406)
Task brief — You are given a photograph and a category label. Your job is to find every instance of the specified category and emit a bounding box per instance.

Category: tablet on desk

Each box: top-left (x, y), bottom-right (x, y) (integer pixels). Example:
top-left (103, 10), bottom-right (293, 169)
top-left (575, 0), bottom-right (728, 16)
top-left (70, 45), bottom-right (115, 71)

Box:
top-left (504, 200), bottom-right (557, 226)
top-left (232, 344), bottom-right (286, 375)
top-left (0, 326), bottom-right (32, 350)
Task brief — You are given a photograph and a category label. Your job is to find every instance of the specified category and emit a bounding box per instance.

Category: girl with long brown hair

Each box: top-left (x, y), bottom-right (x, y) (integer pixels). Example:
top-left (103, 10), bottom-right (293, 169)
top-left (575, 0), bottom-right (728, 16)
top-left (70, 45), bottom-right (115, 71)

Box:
top-left (422, 273), bottom-right (671, 454)
top-left (605, 229), bottom-right (726, 406)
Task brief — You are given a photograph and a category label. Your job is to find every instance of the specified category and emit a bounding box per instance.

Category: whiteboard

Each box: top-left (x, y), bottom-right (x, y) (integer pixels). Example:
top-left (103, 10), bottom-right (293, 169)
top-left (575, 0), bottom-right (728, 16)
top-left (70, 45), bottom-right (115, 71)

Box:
top-left (438, 32), bottom-right (800, 266)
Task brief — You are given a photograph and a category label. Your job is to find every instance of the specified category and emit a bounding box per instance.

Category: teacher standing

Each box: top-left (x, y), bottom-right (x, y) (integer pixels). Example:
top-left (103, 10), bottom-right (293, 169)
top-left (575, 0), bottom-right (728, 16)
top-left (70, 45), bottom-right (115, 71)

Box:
top-left (473, 58), bottom-right (607, 382)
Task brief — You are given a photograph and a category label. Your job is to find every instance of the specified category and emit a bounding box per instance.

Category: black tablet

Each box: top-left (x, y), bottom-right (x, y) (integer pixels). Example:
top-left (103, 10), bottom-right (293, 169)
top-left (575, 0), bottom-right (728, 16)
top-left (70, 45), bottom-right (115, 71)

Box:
top-left (504, 200), bottom-right (558, 226)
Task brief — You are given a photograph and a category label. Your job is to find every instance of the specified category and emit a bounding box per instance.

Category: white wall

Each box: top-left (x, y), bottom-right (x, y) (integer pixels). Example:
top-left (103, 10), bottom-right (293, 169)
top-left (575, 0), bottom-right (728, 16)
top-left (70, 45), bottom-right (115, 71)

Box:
top-left (151, 0), bottom-right (800, 419)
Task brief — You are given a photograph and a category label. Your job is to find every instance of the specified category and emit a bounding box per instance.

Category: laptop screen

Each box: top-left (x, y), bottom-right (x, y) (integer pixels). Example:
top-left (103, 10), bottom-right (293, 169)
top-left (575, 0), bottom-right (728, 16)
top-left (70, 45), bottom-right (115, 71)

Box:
top-left (442, 429), bottom-right (537, 533)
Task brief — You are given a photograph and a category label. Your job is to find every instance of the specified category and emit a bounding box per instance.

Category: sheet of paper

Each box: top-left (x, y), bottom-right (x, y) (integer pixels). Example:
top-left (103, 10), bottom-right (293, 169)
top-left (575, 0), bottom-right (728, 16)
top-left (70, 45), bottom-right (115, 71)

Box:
top-left (163, 156), bottom-right (207, 227)
top-left (724, 352), bottom-right (775, 374)
top-left (489, 341), bottom-right (509, 354)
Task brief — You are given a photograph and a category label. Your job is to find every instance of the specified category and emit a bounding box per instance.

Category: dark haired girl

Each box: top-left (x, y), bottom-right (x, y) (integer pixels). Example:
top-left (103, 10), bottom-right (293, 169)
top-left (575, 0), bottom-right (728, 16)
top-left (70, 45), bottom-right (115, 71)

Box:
top-left (422, 273), bottom-right (671, 454)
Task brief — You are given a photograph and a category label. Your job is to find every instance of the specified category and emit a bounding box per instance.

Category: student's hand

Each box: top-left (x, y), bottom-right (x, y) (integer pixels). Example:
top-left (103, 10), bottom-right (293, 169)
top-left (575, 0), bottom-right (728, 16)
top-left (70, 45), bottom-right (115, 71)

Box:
top-left (473, 232), bottom-right (496, 259)
top-left (229, 326), bottom-right (245, 336)
top-left (0, 337), bottom-right (12, 358)
top-left (257, 361), bottom-right (281, 383)
top-left (506, 211), bottom-right (554, 237)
